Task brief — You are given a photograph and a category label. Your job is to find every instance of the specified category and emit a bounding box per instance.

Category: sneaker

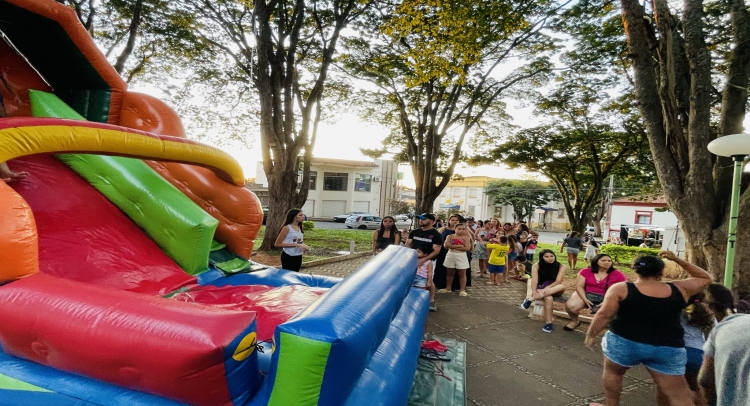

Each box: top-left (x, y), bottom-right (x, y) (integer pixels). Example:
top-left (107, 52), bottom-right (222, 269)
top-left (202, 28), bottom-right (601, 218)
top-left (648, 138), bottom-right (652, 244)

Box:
top-left (520, 298), bottom-right (533, 310)
top-left (542, 323), bottom-right (553, 333)
top-left (429, 301), bottom-right (437, 312)
top-left (437, 289), bottom-right (449, 293)
top-left (459, 291), bottom-right (468, 297)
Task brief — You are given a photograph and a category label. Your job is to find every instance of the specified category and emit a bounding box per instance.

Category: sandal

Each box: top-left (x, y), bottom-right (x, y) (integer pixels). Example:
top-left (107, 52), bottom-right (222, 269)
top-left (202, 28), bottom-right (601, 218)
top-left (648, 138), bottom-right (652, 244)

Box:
top-left (563, 321), bottom-right (582, 331)
top-left (420, 348), bottom-right (451, 362)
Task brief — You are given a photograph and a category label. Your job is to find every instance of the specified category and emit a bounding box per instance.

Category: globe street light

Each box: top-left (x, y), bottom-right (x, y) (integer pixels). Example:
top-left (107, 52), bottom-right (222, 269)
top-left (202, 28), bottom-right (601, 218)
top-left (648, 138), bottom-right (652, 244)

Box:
top-left (707, 133), bottom-right (750, 288)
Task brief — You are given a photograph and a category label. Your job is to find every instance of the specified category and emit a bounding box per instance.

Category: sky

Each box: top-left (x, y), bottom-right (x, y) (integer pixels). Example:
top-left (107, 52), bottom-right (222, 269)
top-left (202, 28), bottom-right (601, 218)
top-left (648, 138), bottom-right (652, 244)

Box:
top-left (129, 84), bottom-right (750, 189)
top-left (132, 84), bottom-right (542, 188)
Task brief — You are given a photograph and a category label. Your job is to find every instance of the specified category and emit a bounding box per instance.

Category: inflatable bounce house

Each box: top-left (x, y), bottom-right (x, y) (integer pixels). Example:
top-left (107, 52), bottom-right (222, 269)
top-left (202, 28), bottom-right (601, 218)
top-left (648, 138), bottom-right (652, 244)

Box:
top-left (0, 1), bottom-right (428, 404)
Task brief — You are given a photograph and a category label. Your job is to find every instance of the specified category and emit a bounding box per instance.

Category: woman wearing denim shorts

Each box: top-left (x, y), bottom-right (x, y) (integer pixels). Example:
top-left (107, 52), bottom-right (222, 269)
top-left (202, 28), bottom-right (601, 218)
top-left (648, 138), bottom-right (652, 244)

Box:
top-left (584, 252), bottom-right (713, 406)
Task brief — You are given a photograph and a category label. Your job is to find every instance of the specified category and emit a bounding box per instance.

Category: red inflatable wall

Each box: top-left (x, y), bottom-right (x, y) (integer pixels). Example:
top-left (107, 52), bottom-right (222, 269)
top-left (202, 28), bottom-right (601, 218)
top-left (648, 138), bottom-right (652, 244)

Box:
top-left (0, 273), bottom-right (260, 405)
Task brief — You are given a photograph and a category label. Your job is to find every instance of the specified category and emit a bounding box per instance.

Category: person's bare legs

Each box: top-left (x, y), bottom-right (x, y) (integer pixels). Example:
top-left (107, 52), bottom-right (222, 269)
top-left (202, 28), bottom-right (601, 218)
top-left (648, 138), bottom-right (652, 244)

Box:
top-left (565, 291), bottom-right (586, 329)
top-left (445, 268), bottom-right (455, 292)
top-left (571, 252), bottom-right (579, 271)
top-left (601, 357), bottom-right (630, 406)
top-left (458, 269), bottom-right (466, 293)
top-left (525, 278), bottom-right (533, 299)
top-left (566, 252), bottom-right (576, 271)
top-left (647, 368), bottom-right (694, 406)
top-left (543, 284), bottom-right (566, 323)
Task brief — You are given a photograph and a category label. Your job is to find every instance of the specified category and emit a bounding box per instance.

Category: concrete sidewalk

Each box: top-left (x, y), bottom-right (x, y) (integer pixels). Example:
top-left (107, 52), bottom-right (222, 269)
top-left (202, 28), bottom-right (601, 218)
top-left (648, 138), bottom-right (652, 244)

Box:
top-left (305, 256), bottom-right (659, 406)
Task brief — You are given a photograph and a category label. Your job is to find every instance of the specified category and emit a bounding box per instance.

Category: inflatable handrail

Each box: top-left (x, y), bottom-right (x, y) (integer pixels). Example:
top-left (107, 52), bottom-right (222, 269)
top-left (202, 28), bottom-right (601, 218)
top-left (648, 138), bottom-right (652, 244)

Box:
top-left (0, 117), bottom-right (244, 185)
top-left (256, 245), bottom-right (421, 406)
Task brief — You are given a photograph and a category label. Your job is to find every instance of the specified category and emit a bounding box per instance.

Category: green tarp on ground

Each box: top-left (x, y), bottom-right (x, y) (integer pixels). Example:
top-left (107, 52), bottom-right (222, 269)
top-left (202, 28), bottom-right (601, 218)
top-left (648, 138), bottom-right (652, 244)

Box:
top-left (408, 337), bottom-right (466, 406)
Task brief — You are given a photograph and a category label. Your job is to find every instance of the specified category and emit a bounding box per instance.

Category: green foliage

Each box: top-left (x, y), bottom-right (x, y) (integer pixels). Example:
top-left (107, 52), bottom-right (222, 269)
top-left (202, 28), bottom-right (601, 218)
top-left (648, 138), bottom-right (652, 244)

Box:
top-left (342, 0), bottom-right (559, 213)
top-left (302, 221), bottom-right (315, 231)
top-left (600, 244), bottom-right (660, 265)
top-left (389, 199), bottom-right (415, 216)
top-left (484, 179), bottom-right (557, 222)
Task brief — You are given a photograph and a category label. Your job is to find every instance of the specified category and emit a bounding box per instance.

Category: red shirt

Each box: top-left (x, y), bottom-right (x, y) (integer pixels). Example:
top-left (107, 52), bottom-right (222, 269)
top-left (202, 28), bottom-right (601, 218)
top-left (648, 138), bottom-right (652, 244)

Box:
top-left (579, 267), bottom-right (627, 296)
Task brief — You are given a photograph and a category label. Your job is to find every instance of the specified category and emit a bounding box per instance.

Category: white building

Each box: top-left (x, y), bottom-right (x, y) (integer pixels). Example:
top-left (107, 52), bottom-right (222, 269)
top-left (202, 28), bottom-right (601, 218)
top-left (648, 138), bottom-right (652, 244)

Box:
top-left (605, 195), bottom-right (685, 256)
top-left (255, 158), bottom-right (398, 218)
top-left (431, 176), bottom-right (568, 229)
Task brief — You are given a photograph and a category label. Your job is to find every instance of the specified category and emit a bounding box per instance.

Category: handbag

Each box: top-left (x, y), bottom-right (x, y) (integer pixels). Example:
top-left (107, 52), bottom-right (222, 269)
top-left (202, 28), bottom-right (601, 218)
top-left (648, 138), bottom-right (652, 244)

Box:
top-left (585, 273), bottom-right (610, 314)
top-left (532, 299), bottom-right (544, 316)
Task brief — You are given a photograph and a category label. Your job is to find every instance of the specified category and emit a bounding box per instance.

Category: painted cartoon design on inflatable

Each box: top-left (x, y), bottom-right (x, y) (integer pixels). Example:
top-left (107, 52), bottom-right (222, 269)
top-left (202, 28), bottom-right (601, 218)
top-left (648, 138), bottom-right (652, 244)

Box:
top-left (0, 1), bottom-right (428, 405)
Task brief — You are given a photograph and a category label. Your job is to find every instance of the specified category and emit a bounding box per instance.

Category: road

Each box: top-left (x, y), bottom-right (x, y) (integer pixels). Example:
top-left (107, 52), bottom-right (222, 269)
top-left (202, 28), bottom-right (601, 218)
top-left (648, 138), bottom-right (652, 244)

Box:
top-left (312, 219), bottom-right (568, 243)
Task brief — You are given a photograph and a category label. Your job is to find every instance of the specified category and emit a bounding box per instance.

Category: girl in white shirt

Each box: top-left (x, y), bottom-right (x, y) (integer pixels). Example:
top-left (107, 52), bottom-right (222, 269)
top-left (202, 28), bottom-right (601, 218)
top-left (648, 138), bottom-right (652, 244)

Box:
top-left (274, 209), bottom-right (309, 272)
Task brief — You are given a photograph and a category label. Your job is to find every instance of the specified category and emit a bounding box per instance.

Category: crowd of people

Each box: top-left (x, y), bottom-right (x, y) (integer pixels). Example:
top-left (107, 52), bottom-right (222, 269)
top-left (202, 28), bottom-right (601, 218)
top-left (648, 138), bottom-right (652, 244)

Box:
top-left (272, 209), bottom-right (749, 405)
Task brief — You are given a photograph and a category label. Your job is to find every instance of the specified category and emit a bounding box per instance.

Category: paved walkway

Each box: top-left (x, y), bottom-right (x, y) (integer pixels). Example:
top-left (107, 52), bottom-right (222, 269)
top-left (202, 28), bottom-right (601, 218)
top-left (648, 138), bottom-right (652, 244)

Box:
top-left (305, 256), bottom-right (659, 406)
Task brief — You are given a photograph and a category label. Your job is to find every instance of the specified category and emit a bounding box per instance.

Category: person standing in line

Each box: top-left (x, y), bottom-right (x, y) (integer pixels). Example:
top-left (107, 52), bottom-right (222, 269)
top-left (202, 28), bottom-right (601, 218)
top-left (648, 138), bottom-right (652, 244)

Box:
top-left (274, 209), bottom-right (309, 272)
top-left (405, 213), bottom-right (444, 312)
top-left (520, 249), bottom-right (566, 333)
top-left (372, 216), bottom-right (400, 255)
top-left (561, 231), bottom-right (585, 272)
top-left (473, 221), bottom-right (491, 279)
top-left (698, 314), bottom-right (750, 406)
top-left (433, 214), bottom-right (461, 291)
top-left (485, 236), bottom-right (510, 285)
top-left (441, 222), bottom-right (472, 296)
top-left (584, 251), bottom-right (713, 406)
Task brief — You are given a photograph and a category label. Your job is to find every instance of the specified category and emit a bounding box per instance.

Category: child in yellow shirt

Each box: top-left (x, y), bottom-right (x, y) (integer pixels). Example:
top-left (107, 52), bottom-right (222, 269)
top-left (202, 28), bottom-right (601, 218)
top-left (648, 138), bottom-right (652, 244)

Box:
top-left (485, 236), bottom-right (510, 285)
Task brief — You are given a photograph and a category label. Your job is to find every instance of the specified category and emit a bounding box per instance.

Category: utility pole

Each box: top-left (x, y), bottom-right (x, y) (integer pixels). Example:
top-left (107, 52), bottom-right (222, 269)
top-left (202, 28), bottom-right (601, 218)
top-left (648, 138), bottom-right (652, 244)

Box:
top-left (604, 175), bottom-right (614, 240)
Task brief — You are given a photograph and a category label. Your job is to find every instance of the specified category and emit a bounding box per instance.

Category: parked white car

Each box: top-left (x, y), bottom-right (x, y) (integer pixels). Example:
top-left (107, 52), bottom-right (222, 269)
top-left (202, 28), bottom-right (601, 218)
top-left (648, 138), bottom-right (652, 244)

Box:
top-left (393, 214), bottom-right (409, 221)
top-left (333, 211), bottom-right (371, 222)
top-left (345, 215), bottom-right (383, 230)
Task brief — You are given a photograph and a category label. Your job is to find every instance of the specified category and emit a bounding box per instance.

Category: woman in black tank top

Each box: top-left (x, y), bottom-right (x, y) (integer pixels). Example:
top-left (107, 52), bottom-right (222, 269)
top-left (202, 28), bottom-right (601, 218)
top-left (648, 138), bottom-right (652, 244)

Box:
top-left (584, 251), bottom-right (713, 406)
top-left (372, 216), bottom-right (400, 254)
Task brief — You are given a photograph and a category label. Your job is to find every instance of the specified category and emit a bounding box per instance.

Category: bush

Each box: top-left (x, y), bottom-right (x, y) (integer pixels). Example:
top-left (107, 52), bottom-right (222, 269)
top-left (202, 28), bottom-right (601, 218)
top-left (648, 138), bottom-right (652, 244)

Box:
top-left (600, 244), bottom-right (660, 265)
top-left (302, 220), bottom-right (315, 231)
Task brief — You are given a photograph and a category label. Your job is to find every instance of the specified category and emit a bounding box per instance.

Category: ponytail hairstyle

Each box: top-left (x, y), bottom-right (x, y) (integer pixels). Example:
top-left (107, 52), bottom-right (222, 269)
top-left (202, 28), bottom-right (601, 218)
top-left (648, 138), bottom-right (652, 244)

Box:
top-left (632, 255), bottom-right (665, 278)
top-left (684, 291), bottom-right (714, 335)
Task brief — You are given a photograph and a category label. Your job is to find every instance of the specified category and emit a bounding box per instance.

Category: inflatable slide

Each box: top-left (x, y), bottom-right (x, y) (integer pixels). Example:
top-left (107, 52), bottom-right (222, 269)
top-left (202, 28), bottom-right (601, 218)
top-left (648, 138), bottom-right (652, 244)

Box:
top-left (0, 1), bottom-right (429, 405)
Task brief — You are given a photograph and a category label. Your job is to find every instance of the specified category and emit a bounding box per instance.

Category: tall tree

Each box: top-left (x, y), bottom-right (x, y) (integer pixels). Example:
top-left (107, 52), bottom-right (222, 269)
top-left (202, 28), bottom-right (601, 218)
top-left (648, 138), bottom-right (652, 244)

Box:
top-left (165, 0), bottom-right (371, 250)
top-left (619, 0), bottom-right (750, 289)
top-left (58, 0), bottom-right (196, 83)
top-left (484, 179), bottom-right (557, 223)
top-left (341, 0), bottom-right (561, 214)
top-left (489, 77), bottom-right (650, 233)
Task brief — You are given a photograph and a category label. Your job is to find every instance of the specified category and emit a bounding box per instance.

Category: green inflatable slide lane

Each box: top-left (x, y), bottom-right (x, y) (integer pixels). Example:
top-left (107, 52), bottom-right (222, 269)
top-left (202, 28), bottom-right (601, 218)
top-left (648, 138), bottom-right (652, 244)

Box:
top-left (29, 90), bottom-right (218, 275)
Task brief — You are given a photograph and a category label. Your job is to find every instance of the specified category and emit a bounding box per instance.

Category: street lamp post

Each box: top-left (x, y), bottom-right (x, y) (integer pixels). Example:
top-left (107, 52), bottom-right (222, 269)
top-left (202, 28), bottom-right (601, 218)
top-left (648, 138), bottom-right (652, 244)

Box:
top-left (707, 133), bottom-right (750, 289)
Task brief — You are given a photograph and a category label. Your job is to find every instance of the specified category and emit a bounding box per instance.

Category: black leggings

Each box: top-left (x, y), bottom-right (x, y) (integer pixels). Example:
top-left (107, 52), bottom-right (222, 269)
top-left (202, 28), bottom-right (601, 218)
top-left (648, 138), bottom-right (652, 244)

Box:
top-left (280, 251), bottom-right (303, 272)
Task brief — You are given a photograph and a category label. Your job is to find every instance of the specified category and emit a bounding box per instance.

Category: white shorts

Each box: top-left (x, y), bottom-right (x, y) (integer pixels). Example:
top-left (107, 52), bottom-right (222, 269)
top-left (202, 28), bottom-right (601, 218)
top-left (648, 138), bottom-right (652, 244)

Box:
top-left (443, 251), bottom-right (470, 269)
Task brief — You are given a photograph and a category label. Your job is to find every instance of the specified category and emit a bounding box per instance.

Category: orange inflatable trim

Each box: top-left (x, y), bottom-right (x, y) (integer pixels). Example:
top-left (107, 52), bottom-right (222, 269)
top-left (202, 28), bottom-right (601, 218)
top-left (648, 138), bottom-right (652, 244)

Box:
top-left (0, 181), bottom-right (38, 281)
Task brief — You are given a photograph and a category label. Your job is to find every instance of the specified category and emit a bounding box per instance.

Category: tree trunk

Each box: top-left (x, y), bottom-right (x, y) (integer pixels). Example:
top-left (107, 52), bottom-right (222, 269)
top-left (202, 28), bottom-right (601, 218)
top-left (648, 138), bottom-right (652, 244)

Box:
top-left (261, 167), bottom-right (301, 251)
top-left (620, 0), bottom-right (750, 291)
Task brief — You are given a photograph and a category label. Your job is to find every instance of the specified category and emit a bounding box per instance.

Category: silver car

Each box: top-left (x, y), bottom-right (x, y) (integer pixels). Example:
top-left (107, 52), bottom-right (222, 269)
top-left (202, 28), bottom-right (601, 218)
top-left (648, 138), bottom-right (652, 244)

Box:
top-left (345, 215), bottom-right (382, 230)
top-left (333, 211), bottom-right (371, 222)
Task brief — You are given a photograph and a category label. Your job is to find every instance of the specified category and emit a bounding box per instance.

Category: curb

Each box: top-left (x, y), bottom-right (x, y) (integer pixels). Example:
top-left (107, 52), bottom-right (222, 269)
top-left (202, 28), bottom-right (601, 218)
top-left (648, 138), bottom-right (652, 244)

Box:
top-left (300, 251), bottom-right (371, 268)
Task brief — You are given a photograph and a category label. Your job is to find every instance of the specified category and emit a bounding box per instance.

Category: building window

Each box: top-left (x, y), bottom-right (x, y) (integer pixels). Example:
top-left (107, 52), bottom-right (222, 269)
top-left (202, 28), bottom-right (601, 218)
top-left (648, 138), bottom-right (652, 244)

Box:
top-left (354, 174), bottom-right (372, 192)
top-left (453, 188), bottom-right (461, 198)
top-left (635, 211), bottom-right (652, 225)
top-left (469, 188), bottom-right (477, 198)
top-left (323, 172), bottom-right (348, 191)
top-left (298, 170), bottom-right (317, 190)
top-left (558, 209), bottom-right (565, 218)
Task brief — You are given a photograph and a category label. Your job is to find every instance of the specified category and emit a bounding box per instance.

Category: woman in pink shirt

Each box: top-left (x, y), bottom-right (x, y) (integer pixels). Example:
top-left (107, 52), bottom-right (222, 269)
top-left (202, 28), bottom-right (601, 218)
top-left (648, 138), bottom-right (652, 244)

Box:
top-left (563, 254), bottom-right (627, 331)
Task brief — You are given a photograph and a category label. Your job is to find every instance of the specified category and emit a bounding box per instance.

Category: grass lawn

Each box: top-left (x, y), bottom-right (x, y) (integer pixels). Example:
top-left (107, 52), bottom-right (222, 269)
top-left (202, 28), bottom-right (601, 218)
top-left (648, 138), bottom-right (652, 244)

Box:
top-left (536, 242), bottom-right (634, 276)
top-left (255, 226), bottom-right (375, 262)
top-left (252, 227), bottom-right (636, 273)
